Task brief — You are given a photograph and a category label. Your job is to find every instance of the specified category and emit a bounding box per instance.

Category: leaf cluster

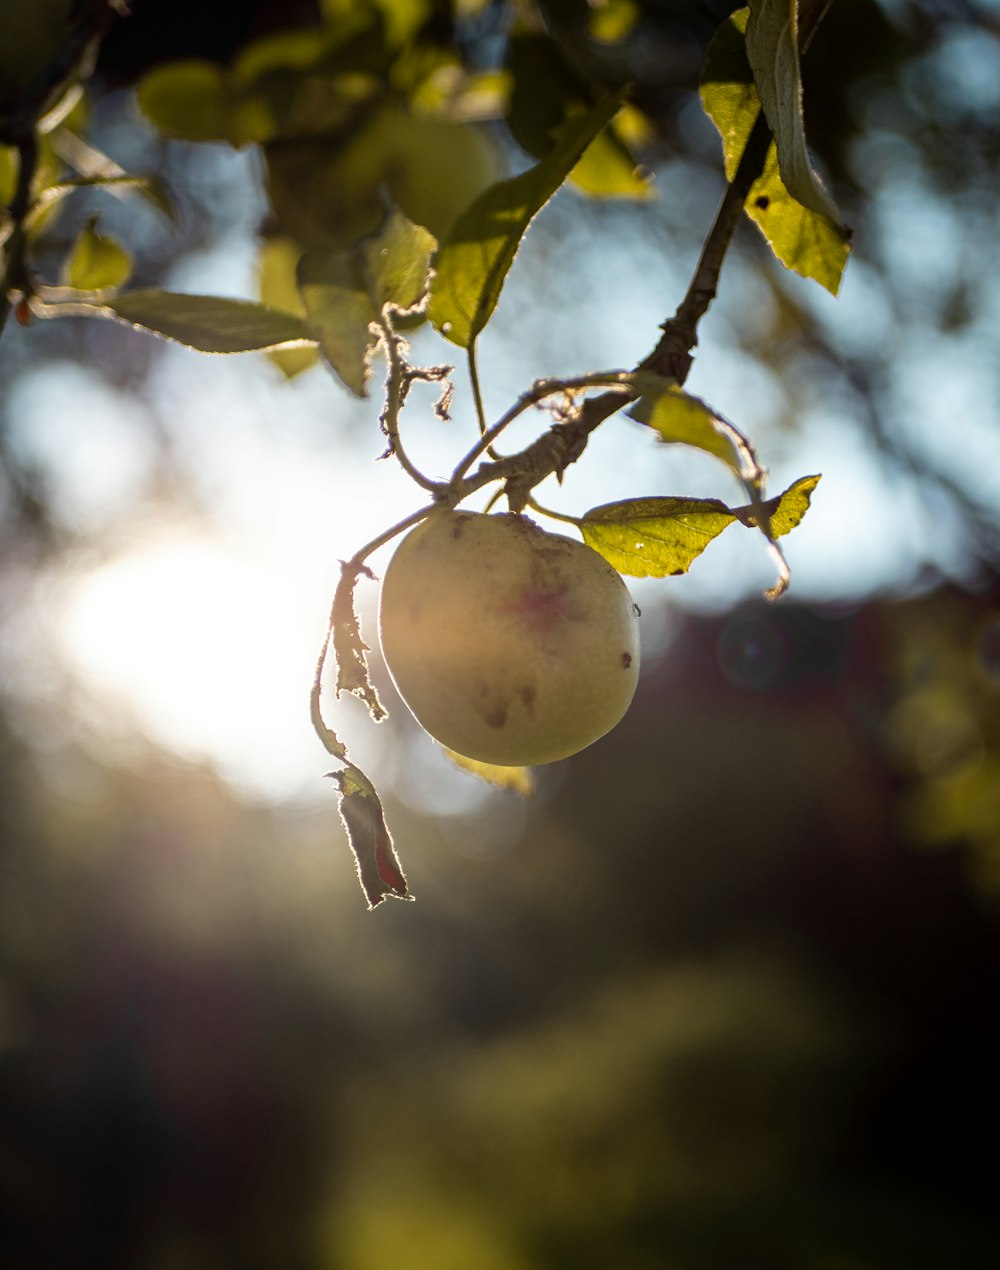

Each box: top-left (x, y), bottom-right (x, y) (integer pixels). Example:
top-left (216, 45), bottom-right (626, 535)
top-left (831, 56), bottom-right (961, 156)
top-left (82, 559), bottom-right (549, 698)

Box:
top-left (0, 0), bottom-right (847, 906)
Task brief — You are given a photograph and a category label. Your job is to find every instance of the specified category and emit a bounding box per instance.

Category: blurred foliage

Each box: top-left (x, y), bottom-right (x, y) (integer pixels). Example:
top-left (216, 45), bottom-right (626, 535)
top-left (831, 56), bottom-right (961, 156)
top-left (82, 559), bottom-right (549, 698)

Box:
top-left (1, 3), bottom-right (1000, 1266)
top-left (2, 595), bottom-right (1000, 1268)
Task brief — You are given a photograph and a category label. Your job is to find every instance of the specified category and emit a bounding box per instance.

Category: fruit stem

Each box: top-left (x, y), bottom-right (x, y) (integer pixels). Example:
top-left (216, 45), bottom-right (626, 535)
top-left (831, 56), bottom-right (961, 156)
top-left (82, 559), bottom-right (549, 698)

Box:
top-left (526, 497), bottom-right (583, 527)
top-left (467, 344), bottom-right (488, 437)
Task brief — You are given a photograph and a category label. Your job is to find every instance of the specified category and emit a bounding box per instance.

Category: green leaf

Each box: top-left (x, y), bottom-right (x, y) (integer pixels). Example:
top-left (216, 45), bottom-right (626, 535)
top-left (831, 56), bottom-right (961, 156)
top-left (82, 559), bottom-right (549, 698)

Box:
top-left (628, 375), bottom-right (805, 598)
top-left (581, 497), bottom-right (738, 577)
top-left (361, 208), bottom-right (437, 313)
top-left (428, 93), bottom-right (623, 349)
top-left (734, 473), bottom-right (822, 536)
top-left (745, 0), bottom-right (844, 227)
top-left (105, 292), bottom-right (313, 352)
top-left (587, 0), bottom-right (640, 44)
top-left (628, 379), bottom-right (761, 483)
top-left (297, 210), bottom-right (436, 396)
top-left (61, 217), bottom-right (132, 291)
top-left (744, 143), bottom-right (850, 295)
top-left (505, 36), bottom-right (650, 201)
top-left (700, 6), bottom-right (850, 294)
top-left (136, 61), bottom-right (235, 143)
top-left (333, 762), bottom-right (410, 908)
top-left (297, 246), bottom-right (375, 397)
top-left (257, 236), bottom-right (319, 379)
top-left (699, 8), bottom-right (759, 181)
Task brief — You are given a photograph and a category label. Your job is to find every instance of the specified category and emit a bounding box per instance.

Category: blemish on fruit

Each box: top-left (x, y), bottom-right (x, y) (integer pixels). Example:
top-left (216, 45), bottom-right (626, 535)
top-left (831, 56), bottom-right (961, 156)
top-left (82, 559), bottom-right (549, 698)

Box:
top-left (621, 652), bottom-right (632, 669)
top-left (485, 707), bottom-right (508, 729)
top-left (519, 685), bottom-right (536, 713)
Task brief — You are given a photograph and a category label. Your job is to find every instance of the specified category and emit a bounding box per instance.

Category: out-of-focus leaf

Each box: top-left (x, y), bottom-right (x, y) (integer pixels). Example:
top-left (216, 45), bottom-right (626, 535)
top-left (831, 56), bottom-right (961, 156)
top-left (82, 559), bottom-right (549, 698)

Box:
top-left (265, 107), bottom-right (497, 250)
top-left (700, 6), bottom-right (850, 294)
top-left (506, 35), bottom-right (650, 199)
top-left (429, 93), bottom-right (622, 349)
top-left (734, 473), bottom-right (822, 537)
top-left (582, 497), bottom-right (737, 577)
top-left (105, 291), bottom-right (313, 352)
top-left (298, 246), bottom-right (376, 397)
top-left (745, 0), bottom-right (844, 228)
top-left (333, 762), bottom-right (410, 908)
top-left (61, 216), bottom-right (132, 290)
top-left (0, 145), bottom-right (16, 206)
top-left (588, 0), bottom-right (640, 43)
top-left (443, 748), bottom-right (536, 797)
top-left (298, 210), bottom-right (436, 396)
top-left (136, 61), bottom-right (235, 143)
top-left (361, 208), bottom-right (437, 313)
top-left (258, 236), bottom-right (319, 379)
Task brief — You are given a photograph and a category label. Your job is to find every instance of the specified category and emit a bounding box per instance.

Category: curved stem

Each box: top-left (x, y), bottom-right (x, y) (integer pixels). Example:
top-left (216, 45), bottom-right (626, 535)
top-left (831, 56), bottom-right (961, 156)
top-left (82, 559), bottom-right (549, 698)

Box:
top-left (526, 497), bottom-right (583, 527)
top-left (377, 318), bottom-right (442, 493)
top-left (467, 343), bottom-right (488, 436)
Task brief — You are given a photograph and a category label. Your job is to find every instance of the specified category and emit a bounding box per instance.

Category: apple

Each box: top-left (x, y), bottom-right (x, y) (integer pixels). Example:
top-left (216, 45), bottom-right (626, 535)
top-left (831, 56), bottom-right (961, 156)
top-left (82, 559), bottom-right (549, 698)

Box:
top-left (378, 511), bottom-right (640, 766)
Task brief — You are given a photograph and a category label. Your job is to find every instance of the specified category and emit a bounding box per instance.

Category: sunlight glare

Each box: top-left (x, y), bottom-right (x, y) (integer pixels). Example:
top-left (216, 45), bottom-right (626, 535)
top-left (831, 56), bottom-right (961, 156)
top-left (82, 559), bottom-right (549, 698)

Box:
top-left (59, 525), bottom-right (329, 803)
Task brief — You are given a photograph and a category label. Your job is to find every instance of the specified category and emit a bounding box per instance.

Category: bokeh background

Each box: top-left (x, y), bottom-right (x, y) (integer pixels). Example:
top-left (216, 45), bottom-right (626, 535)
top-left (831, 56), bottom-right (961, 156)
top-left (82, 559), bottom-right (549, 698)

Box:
top-left (2, 1), bottom-right (999, 1267)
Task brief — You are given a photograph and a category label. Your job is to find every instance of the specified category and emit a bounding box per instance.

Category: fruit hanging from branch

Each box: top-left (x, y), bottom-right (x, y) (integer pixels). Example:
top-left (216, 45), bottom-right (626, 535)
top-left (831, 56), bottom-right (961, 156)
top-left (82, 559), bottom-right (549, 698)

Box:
top-left (378, 511), bottom-right (640, 768)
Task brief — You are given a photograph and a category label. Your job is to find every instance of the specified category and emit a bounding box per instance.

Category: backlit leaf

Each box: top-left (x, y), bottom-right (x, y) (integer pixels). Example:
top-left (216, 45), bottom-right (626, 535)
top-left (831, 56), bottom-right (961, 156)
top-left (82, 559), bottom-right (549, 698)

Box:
top-left (333, 762), bottom-right (410, 908)
top-left (61, 217), bottom-right (132, 290)
top-left (734, 473), bottom-right (822, 536)
top-left (361, 208), bottom-right (437, 313)
top-left (628, 378), bottom-right (761, 483)
top-left (700, 6), bottom-right (850, 294)
top-left (428, 93), bottom-right (622, 349)
top-left (298, 247), bottom-right (375, 397)
top-left (582, 497), bottom-right (738, 577)
top-left (745, 0), bottom-right (844, 227)
top-left (298, 211), bottom-right (436, 396)
top-left (105, 291), bottom-right (313, 352)
top-left (258, 236), bottom-right (319, 379)
top-left (744, 143), bottom-right (850, 295)
top-left (506, 35), bottom-right (650, 200)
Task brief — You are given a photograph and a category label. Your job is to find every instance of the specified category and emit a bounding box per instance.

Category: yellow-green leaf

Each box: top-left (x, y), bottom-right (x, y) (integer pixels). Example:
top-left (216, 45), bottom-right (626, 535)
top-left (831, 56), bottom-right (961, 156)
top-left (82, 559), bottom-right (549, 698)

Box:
top-left (61, 217), bottom-right (132, 290)
top-left (744, 142), bottom-right (850, 295)
top-left (297, 210), bottom-right (437, 396)
top-left (627, 379), bottom-right (761, 483)
top-left (258, 236), bottom-right (319, 379)
top-left (734, 473), bottom-right (822, 536)
top-left (745, 0), bottom-right (844, 228)
top-left (442, 748), bottom-right (536, 797)
top-left (361, 207), bottom-right (437, 313)
top-left (700, 6), bottom-right (850, 294)
top-left (298, 245), bottom-right (375, 397)
top-left (581, 497), bottom-right (737, 578)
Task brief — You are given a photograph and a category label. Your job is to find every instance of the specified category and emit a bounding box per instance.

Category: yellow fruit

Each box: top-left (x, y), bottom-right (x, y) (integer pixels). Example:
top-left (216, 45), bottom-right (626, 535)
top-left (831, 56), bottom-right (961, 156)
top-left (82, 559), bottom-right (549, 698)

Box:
top-left (378, 511), bottom-right (640, 766)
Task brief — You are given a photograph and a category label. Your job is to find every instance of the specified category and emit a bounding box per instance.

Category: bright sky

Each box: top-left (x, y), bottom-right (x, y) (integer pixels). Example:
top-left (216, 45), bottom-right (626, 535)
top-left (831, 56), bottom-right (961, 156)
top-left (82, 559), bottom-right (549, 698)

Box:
top-left (2, 105), bottom-right (996, 805)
